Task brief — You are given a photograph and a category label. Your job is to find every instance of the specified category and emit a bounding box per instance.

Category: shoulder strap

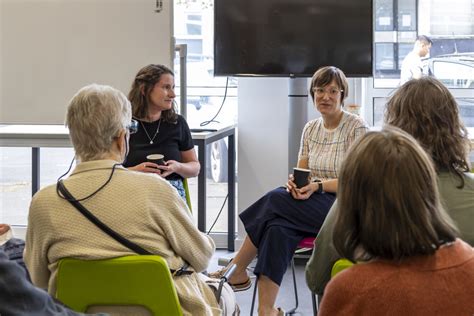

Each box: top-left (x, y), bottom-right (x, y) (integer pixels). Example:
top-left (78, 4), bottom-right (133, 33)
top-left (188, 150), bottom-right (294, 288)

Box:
top-left (57, 180), bottom-right (151, 255)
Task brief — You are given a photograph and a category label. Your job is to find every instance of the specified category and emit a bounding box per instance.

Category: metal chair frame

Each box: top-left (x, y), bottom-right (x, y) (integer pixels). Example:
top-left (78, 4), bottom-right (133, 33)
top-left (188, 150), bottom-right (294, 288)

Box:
top-left (249, 237), bottom-right (317, 315)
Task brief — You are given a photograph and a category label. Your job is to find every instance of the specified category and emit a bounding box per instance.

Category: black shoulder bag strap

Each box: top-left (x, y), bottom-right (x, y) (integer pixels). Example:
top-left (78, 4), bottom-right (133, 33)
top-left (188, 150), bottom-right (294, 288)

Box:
top-left (57, 180), bottom-right (151, 255)
top-left (57, 180), bottom-right (192, 276)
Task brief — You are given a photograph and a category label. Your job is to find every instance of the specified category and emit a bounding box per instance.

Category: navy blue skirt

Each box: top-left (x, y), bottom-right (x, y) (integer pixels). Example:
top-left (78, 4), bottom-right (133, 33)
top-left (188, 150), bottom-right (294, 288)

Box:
top-left (240, 187), bottom-right (336, 285)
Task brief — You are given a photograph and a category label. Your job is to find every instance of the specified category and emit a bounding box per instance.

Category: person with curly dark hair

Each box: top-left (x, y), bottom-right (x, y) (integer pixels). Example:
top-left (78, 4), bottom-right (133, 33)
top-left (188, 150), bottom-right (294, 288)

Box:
top-left (385, 76), bottom-right (471, 187)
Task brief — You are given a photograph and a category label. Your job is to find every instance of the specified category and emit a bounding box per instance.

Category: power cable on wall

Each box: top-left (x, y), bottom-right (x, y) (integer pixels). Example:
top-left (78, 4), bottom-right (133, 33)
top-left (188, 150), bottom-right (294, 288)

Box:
top-left (202, 77), bottom-right (232, 235)
top-left (199, 77), bottom-right (229, 126)
top-left (206, 194), bottom-right (228, 235)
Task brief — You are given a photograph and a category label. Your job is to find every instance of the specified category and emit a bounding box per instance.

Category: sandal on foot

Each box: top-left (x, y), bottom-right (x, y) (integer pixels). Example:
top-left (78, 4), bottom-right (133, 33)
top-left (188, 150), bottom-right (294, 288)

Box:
top-left (229, 277), bottom-right (252, 292)
top-left (208, 267), bottom-right (252, 292)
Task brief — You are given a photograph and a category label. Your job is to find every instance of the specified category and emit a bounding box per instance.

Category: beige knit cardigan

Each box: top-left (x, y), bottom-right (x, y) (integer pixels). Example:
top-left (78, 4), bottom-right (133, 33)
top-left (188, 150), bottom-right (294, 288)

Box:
top-left (24, 160), bottom-right (221, 315)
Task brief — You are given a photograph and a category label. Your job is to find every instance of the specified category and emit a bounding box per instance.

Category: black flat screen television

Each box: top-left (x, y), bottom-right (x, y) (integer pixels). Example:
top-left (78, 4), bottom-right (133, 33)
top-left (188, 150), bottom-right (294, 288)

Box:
top-left (214, 0), bottom-right (373, 77)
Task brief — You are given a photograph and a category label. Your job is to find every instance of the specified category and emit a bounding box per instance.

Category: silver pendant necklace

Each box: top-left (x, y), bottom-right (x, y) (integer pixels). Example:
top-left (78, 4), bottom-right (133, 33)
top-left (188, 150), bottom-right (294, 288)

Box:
top-left (140, 119), bottom-right (161, 144)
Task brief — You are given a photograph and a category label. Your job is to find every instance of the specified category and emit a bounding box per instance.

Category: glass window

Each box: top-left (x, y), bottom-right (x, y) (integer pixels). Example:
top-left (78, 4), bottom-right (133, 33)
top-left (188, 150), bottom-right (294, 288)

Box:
top-left (0, 147), bottom-right (74, 225)
top-left (372, 97), bottom-right (474, 128)
top-left (371, 0), bottom-right (474, 139)
top-left (174, 0), bottom-right (238, 235)
top-left (176, 38), bottom-right (203, 60)
top-left (0, 148), bottom-right (31, 225)
top-left (188, 14), bottom-right (202, 21)
top-left (397, 43), bottom-right (412, 68)
top-left (375, 0), bottom-right (394, 31)
top-left (459, 98), bottom-right (474, 128)
top-left (397, 0), bottom-right (416, 31)
top-left (429, 59), bottom-right (474, 89)
top-left (375, 43), bottom-right (396, 71)
top-left (373, 0), bottom-right (474, 89)
top-left (373, 97), bottom-right (388, 127)
top-left (186, 23), bottom-right (201, 35)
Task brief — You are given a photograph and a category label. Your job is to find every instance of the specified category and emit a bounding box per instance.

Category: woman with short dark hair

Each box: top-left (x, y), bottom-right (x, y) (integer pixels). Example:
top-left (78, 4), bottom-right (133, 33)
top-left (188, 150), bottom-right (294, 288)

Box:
top-left (211, 66), bottom-right (368, 315)
top-left (319, 127), bottom-right (474, 315)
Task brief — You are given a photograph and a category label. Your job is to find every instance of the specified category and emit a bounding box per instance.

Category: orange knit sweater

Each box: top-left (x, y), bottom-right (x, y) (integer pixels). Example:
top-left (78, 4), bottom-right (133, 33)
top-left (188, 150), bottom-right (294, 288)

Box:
top-left (319, 239), bottom-right (474, 316)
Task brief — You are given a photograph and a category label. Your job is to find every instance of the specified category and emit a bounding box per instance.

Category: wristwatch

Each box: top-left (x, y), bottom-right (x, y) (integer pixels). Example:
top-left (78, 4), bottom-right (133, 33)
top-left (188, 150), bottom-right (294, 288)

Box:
top-left (313, 179), bottom-right (323, 194)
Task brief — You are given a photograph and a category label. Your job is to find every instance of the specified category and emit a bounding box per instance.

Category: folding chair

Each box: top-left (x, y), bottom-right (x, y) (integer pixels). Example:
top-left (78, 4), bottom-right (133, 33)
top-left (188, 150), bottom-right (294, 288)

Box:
top-left (250, 237), bottom-right (317, 315)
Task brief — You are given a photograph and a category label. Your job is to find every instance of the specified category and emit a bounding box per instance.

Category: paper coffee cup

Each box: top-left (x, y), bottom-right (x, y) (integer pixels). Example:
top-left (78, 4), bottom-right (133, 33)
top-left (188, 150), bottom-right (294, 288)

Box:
top-left (146, 154), bottom-right (165, 166)
top-left (293, 167), bottom-right (311, 188)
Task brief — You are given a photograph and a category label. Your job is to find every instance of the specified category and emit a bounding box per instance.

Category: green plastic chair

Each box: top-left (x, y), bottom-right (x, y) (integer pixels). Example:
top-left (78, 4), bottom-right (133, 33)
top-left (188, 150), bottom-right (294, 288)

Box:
top-left (183, 178), bottom-right (192, 212)
top-left (331, 258), bottom-right (354, 278)
top-left (305, 259), bottom-right (355, 315)
top-left (56, 255), bottom-right (183, 316)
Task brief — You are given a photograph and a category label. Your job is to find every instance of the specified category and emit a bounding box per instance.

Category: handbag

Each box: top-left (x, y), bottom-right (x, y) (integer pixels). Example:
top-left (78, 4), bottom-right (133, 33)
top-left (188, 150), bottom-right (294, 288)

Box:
top-left (57, 180), bottom-right (192, 276)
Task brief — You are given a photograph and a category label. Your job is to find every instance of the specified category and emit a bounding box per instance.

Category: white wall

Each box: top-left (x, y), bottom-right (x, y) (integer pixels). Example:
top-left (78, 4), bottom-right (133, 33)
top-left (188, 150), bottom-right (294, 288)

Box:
top-left (237, 78), bottom-right (290, 241)
top-left (0, 0), bottom-right (174, 124)
top-left (236, 77), bottom-right (363, 243)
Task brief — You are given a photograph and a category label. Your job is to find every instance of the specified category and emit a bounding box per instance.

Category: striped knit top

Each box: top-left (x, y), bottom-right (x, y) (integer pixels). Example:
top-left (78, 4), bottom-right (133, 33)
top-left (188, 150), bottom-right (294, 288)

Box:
top-left (298, 111), bottom-right (368, 180)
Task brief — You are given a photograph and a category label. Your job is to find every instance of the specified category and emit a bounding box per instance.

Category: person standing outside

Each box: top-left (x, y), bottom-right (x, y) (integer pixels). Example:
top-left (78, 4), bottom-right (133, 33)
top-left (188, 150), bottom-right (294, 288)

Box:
top-left (400, 35), bottom-right (433, 84)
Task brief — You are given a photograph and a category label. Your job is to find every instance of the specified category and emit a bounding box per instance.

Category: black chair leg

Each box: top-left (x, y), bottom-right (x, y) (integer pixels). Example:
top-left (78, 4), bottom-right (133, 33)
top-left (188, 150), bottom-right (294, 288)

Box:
top-left (287, 257), bottom-right (299, 314)
top-left (250, 258), bottom-right (302, 315)
top-left (311, 293), bottom-right (319, 315)
top-left (250, 276), bottom-right (259, 315)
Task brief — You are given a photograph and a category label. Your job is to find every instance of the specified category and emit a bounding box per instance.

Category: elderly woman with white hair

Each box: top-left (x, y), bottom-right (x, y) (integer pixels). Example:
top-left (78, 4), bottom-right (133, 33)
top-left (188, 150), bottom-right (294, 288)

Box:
top-left (24, 84), bottom-right (237, 316)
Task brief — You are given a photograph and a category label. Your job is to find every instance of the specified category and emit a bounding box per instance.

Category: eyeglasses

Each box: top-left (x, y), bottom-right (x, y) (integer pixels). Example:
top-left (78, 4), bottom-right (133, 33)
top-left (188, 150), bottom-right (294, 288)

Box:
top-left (127, 119), bottom-right (138, 134)
top-left (312, 87), bottom-right (343, 98)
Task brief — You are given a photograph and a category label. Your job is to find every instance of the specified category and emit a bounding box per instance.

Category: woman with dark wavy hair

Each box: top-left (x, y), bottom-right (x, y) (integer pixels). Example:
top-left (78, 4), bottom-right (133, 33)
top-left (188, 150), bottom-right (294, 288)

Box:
top-left (318, 127), bottom-right (474, 315)
top-left (385, 76), bottom-right (473, 242)
top-left (306, 76), bottom-right (474, 296)
top-left (124, 64), bottom-right (200, 199)
top-left (385, 76), bottom-right (470, 186)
